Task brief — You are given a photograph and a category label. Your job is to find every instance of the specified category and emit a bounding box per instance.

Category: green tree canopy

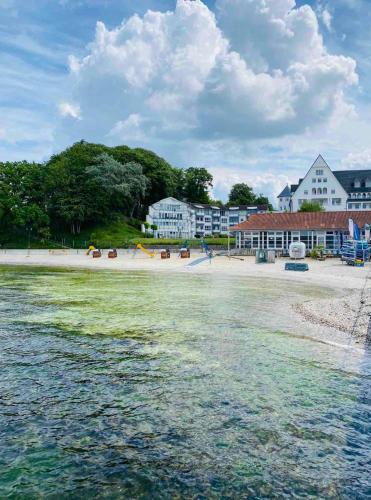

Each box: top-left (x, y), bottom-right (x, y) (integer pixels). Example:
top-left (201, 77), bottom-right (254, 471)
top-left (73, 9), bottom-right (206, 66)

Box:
top-left (298, 201), bottom-right (324, 212)
top-left (228, 183), bottom-right (256, 206)
top-left (183, 167), bottom-right (213, 204)
top-left (0, 161), bottom-right (49, 236)
top-left (87, 153), bottom-right (149, 216)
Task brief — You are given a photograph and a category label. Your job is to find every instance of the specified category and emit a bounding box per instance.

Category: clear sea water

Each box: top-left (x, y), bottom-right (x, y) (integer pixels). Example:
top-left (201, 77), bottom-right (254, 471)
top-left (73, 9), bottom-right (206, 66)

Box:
top-left (0, 266), bottom-right (370, 498)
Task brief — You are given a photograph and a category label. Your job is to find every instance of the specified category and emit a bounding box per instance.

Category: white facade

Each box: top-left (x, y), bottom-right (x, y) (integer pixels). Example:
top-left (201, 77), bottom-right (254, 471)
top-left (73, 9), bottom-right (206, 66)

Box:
top-left (291, 156), bottom-right (348, 212)
top-left (146, 197), bottom-right (195, 239)
top-left (146, 198), bottom-right (268, 238)
top-left (277, 187), bottom-right (292, 212)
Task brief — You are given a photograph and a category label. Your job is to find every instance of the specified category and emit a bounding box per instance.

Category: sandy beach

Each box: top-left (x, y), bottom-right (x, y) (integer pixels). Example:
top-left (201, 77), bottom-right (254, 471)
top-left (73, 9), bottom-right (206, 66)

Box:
top-left (0, 248), bottom-right (370, 348)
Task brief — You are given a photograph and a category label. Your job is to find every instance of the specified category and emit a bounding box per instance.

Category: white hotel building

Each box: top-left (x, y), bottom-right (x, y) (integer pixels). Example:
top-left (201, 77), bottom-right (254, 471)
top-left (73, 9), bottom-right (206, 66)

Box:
top-left (146, 197), bottom-right (268, 239)
top-left (278, 155), bottom-right (371, 212)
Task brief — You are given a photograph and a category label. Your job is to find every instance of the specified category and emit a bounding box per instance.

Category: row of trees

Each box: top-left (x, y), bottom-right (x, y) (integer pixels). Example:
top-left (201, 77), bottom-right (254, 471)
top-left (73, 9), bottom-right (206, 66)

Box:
top-left (0, 141), bottom-right (273, 240)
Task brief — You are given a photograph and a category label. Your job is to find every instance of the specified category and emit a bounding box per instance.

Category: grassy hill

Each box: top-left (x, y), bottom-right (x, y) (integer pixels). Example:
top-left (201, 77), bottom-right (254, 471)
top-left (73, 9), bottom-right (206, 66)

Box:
top-left (0, 217), bottom-right (142, 249)
top-left (0, 217), bottom-right (234, 249)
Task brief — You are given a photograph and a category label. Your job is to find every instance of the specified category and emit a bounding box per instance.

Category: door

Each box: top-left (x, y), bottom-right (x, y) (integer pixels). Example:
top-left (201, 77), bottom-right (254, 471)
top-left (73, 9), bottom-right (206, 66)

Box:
top-left (316, 232), bottom-right (325, 247)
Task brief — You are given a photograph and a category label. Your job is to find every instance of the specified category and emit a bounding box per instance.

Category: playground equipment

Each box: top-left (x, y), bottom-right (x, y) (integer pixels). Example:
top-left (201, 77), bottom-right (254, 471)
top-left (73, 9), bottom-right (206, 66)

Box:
top-left (136, 243), bottom-right (155, 258)
top-left (289, 242), bottom-right (306, 259)
top-left (341, 240), bottom-right (370, 266)
top-left (86, 245), bottom-right (96, 256)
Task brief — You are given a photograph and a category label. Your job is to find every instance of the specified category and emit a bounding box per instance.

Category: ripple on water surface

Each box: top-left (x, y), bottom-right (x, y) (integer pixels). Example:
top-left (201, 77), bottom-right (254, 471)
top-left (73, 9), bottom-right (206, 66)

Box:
top-left (0, 266), bottom-right (370, 498)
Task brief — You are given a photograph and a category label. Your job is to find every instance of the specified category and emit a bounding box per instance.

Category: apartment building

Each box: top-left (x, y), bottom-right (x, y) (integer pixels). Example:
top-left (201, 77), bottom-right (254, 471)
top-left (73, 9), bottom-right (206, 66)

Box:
top-left (146, 197), bottom-right (268, 238)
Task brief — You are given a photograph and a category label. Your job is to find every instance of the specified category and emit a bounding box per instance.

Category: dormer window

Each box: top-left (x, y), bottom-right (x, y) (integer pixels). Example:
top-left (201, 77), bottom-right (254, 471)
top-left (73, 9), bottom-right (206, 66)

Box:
top-left (354, 179), bottom-right (361, 188)
top-left (361, 180), bottom-right (366, 188)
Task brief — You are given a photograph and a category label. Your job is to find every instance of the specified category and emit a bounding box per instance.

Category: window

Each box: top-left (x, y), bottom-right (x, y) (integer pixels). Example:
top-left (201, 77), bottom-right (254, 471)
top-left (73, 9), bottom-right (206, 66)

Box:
top-left (317, 188), bottom-right (322, 195)
top-left (316, 169), bottom-right (324, 175)
top-left (331, 189), bottom-right (335, 194)
top-left (332, 198), bottom-right (341, 205)
top-left (312, 178), bottom-right (316, 183)
top-left (355, 204), bottom-right (360, 209)
top-left (312, 188), bottom-right (316, 194)
top-left (304, 190), bottom-right (308, 195)
top-left (318, 178), bottom-right (322, 183)
top-left (323, 178), bottom-right (327, 183)
top-left (323, 187), bottom-right (327, 194)
top-left (354, 179), bottom-right (361, 188)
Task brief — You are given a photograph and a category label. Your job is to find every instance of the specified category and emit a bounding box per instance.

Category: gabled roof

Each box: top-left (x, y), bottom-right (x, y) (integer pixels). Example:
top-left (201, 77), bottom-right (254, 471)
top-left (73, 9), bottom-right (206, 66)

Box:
top-left (231, 211), bottom-right (371, 232)
top-left (312, 154), bottom-right (330, 169)
top-left (277, 185), bottom-right (291, 198)
top-left (333, 170), bottom-right (371, 193)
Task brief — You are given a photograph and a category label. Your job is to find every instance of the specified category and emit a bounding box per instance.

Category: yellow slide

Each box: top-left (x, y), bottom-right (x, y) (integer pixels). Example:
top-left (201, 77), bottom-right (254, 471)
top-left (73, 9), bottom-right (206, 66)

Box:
top-left (136, 243), bottom-right (155, 258)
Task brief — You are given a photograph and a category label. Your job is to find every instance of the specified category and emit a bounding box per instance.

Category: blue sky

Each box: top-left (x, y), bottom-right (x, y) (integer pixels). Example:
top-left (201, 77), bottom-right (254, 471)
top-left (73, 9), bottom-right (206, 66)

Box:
top-left (1, 0), bottom-right (371, 203)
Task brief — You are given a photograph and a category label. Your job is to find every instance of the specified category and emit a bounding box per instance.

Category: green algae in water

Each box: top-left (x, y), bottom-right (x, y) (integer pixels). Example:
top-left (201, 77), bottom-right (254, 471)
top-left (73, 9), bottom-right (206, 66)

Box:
top-left (0, 266), bottom-right (370, 498)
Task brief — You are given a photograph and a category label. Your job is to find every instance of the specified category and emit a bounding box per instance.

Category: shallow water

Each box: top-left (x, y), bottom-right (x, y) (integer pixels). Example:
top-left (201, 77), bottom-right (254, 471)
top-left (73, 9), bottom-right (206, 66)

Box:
top-left (0, 266), bottom-right (370, 498)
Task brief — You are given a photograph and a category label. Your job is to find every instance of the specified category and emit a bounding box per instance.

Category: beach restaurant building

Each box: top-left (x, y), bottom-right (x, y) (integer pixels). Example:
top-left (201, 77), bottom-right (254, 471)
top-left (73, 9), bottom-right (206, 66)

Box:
top-left (231, 211), bottom-right (371, 253)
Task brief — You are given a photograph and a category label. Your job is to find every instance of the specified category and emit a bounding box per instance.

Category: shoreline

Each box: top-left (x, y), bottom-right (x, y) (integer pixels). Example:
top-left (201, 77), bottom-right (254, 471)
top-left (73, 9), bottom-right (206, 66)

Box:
top-left (0, 250), bottom-right (369, 348)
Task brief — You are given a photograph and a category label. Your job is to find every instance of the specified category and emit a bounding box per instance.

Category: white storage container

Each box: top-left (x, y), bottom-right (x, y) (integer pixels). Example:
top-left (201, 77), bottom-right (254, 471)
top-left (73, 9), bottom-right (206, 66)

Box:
top-left (289, 242), bottom-right (306, 259)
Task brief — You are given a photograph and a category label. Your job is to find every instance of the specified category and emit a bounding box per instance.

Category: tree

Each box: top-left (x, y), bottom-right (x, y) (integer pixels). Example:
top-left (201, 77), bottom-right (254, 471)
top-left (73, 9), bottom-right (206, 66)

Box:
top-left (228, 183), bottom-right (256, 206)
top-left (299, 201), bottom-right (324, 212)
top-left (87, 153), bottom-right (149, 217)
top-left (111, 146), bottom-right (181, 206)
top-left (0, 161), bottom-right (50, 237)
top-left (255, 195), bottom-right (274, 211)
top-left (45, 142), bottom-right (110, 234)
top-left (183, 167), bottom-right (213, 204)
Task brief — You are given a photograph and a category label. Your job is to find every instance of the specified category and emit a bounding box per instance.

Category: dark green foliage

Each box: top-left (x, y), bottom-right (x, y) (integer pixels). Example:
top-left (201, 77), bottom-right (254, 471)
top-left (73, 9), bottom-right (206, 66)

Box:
top-left (0, 141), bottom-right (273, 246)
top-left (228, 183), bottom-right (256, 205)
top-left (0, 160), bottom-right (50, 236)
top-left (228, 183), bottom-right (273, 209)
top-left (183, 167), bottom-right (213, 203)
top-left (299, 200), bottom-right (324, 212)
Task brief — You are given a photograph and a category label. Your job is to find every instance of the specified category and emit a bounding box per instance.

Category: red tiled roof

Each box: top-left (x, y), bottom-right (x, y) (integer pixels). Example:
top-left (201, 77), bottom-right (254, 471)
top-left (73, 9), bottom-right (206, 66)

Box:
top-left (231, 211), bottom-right (371, 232)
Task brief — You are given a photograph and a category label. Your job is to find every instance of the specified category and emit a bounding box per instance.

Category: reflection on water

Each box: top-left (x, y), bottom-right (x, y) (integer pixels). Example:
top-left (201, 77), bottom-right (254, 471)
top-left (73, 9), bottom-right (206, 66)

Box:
top-left (0, 266), bottom-right (370, 498)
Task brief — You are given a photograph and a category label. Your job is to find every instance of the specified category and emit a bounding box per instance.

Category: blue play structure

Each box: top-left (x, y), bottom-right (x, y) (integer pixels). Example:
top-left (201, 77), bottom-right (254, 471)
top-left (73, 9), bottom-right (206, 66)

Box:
top-left (341, 240), bottom-right (370, 266)
top-left (187, 239), bottom-right (213, 267)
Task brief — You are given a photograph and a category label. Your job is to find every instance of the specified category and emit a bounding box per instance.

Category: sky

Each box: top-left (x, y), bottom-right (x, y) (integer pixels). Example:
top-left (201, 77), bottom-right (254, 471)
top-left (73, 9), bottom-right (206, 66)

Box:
top-left (1, 0), bottom-right (371, 203)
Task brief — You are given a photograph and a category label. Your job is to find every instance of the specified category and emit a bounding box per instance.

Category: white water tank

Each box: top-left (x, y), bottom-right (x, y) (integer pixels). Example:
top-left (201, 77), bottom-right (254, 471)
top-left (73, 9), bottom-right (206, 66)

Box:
top-left (289, 242), bottom-right (306, 259)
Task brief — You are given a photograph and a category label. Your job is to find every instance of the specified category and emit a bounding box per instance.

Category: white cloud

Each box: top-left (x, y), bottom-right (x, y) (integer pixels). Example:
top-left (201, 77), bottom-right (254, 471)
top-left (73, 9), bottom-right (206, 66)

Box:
top-left (316, 3), bottom-right (332, 32)
top-left (321, 9), bottom-right (332, 31)
top-left (58, 0), bottom-right (357, 150)
top-left (58, 102), bottom-right (81, 119)
top-left (342, 150), bottom-right (371, 170)
top-left (211, 165), bottom-right (292, 205)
